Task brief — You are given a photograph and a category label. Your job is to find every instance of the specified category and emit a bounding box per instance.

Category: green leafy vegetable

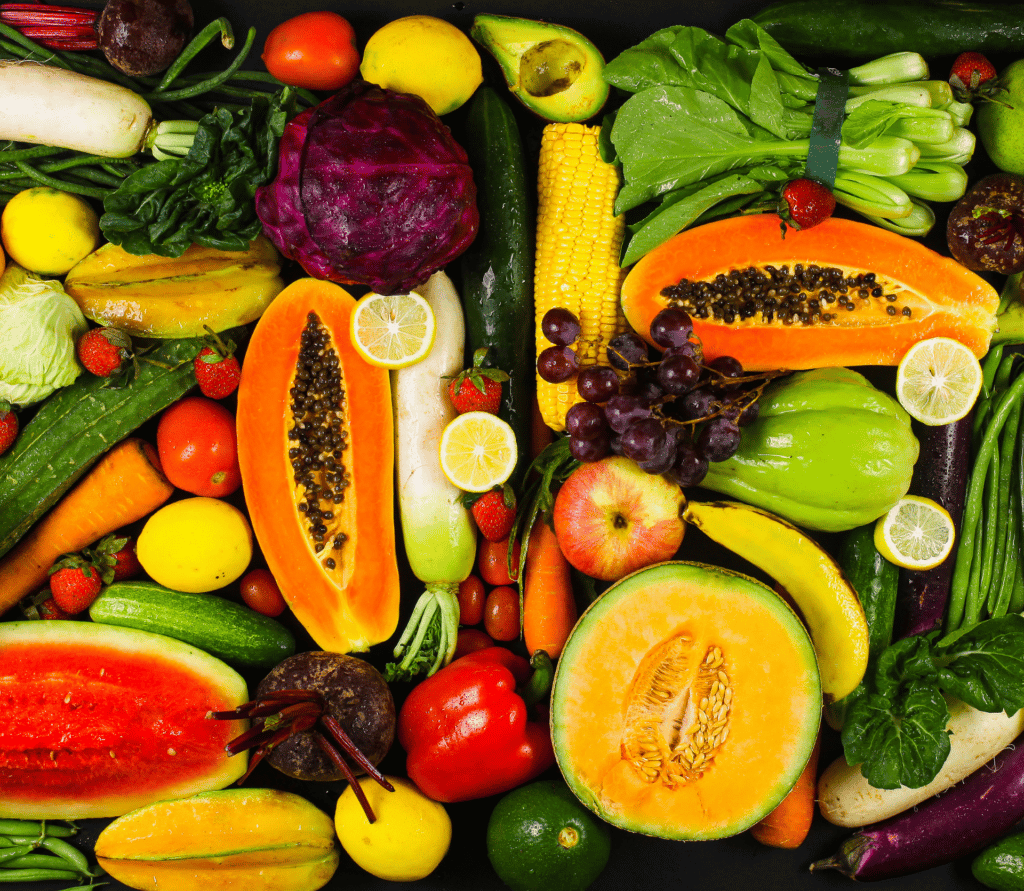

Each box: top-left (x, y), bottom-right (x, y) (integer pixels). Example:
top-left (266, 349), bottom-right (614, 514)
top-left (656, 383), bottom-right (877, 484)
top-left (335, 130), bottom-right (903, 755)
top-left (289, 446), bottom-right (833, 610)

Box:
top-left (841, 615), bottom-right (1024, 789)
top-left (99, 91), bottom-right (290, 257)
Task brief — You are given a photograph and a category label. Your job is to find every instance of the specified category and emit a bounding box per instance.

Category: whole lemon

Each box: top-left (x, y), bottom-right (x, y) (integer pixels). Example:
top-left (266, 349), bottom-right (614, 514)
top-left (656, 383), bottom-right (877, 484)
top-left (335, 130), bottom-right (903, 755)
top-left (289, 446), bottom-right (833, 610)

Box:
top-left (1, 187), bottom-right (100, 275)
top-left (335, 776), bottom-right (451, 881)
top-left (360, 16), bottom-right (482, 115)
top-left (137, 497), bottom-right (253, 593)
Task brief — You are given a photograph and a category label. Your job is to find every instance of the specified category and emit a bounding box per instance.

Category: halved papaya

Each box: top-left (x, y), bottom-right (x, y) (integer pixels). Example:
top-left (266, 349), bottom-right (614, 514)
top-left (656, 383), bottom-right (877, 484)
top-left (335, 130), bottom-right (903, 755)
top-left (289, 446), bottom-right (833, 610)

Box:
top-left (620, 215), bottom-right (1000, 370)
top-left (236, 278), bottom-right (400, 654)
top-left (0, 621), bottom-right (248, 820)
top-left (551, 561), bottom-right (821, 841)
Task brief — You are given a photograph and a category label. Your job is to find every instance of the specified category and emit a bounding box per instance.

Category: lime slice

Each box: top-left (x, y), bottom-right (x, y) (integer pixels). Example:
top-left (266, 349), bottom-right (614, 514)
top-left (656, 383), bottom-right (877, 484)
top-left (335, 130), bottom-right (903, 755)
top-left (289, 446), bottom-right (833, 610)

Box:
top-left (895, 336), bottom-right (983, 426)
top-left (874, 495), bottom-right (955, 571)
top-left (439, 411), bottom-right (518, 493)
top-left (350, 290), bottom-right (436, 369)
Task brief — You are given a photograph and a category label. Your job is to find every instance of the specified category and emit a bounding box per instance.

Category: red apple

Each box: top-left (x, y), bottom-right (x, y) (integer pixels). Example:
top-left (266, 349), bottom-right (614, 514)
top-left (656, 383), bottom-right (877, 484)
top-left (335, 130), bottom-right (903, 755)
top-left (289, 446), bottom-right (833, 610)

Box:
top-left (552, 455), bottom-right (686, 581)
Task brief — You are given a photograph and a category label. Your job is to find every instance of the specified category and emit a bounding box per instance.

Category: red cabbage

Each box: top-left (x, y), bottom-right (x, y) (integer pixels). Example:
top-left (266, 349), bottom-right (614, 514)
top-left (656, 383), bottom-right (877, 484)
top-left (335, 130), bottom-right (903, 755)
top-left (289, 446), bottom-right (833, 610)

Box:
top-left (256, 81), bottom-right (479, 295)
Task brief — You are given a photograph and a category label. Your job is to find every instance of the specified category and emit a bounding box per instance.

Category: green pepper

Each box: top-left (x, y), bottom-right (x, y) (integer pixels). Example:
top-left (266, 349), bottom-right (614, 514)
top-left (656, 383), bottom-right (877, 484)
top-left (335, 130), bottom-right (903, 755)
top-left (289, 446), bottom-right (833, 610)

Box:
top-left (701, 368), bottom-right (919, 532)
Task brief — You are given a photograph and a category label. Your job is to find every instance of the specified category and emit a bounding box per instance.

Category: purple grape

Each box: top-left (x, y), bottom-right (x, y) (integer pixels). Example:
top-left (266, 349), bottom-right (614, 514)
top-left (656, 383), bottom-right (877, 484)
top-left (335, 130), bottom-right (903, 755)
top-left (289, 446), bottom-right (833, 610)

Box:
top-left (577, 365), bottom-right (621, 403)
top-left (638, 425), bottom-right (680, 475)
top-left (565, 401), bottom-right (609, 441)
top-left (650, 307), bottom-right (694, 349)
top-left (620, 417), bottom-right (667, 464)
top-left (668, 441), bottom-right (710, 487)
top-left (657, 353), bottom-right (702, 396)
top-left (604, 394), bottom-right (652, 434)
top-left (680, 387), bottom-right (719, 420)
top-left (631, 366), bottom-right (664, 404)
top-left (697, 417), bottom-right (742, 462)
top-left (541, 307), bottom-right (581, 345)
top-left (537, 345), bottom-right (579, 383)
top-left (722, 392), bottom-right (761, 427)
top-left (705, 355), bottom-right (744, 388)
top-left (663, 341), bottom-right (699, 362)
top-left (570, 431), bottom-right (611, 462)
top-left (607, 331), bottom-right (650, 371)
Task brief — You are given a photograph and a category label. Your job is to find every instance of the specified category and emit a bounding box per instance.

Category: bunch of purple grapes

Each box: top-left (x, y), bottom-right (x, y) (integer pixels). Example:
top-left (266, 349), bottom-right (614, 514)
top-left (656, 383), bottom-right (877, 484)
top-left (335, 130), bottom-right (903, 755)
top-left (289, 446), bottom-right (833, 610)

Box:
top-left (538, 306), bottom-right (768, 487)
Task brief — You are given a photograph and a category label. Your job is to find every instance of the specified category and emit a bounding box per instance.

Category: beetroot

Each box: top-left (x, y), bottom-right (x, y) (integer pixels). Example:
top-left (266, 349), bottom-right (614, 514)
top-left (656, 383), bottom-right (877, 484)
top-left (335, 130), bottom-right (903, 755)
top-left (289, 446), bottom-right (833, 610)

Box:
top-left (256, 81), bottom-right (479, 295)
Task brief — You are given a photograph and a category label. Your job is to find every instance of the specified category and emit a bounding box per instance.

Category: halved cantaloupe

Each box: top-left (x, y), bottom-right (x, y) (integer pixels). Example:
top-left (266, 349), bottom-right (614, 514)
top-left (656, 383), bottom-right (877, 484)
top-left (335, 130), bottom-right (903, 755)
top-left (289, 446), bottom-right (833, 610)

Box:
top-left (620, 214), bottom-right (1000, 370)
top-left (551, 561), bottom-right (821, 840)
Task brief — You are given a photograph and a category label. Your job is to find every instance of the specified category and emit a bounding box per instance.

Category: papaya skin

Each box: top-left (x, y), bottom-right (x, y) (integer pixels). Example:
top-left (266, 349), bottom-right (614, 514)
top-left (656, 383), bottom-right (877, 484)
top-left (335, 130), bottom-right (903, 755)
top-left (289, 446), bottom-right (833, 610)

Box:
top-left (620, 214), bottom-right (1000, 370)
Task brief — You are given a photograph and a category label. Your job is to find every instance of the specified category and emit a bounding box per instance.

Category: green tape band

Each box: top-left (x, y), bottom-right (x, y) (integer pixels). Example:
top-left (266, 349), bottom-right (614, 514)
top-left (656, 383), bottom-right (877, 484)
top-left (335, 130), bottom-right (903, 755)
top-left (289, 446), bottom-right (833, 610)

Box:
top-left (806, 66), bottom-right (849, 190)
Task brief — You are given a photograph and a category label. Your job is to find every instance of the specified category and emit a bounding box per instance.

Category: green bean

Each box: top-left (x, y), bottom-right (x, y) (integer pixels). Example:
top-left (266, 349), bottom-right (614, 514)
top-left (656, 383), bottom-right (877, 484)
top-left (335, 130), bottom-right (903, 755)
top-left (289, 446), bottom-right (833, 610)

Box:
top-left (152, 17), bottom-right (236, 94)
top-left (974, 344), bottom-right (1007, 441)
top-left (987, 394), bottom-right (1024, 612)
top-left (0, 820), bottom-right (75, 838)
top-left (0, 846), bottom-right (35, 865)
top-left (947, 370), bottom-right (1024, 630)
top-left (973, 442), bottom-right (1001, 614)
top-left (39, 836), bottom-right (92, 876)
top-left (144, 27), bottom-right (256, 104)
top-left (0, 868), bottom-right (81, 882)
top-left (0, 25), bottom-right (74, 68)
top-left (1, 852), bottom-right (80, 870)
top-left (12, 161), bottom-right (107, 199)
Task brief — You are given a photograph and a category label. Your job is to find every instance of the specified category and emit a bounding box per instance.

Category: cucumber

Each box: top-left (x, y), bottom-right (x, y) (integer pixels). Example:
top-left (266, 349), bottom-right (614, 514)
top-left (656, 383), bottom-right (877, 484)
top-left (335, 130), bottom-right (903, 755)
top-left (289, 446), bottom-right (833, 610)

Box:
top-left (752, 0), bottom-right (1024, 60)
top-left (0, 331), bottom-right (238, 558)
top-left (88, 580), bottom-right (295, 670)
top-left (459, 87), bottom-right (534, 490)
top-left (974, 829), bottom-right (1024, 890)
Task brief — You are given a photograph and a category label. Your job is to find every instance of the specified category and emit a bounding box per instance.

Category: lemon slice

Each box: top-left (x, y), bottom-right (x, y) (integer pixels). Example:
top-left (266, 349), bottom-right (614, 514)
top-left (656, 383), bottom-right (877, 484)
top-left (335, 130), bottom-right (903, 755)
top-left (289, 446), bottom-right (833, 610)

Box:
top-left (439, 411), bottom-right (518, 493)
top-left (895, 337), bottom-right (983, 426)
top-left (874, 495), bottom-right (955, 571)
top-left (351, 290), bottom-right (436, 369)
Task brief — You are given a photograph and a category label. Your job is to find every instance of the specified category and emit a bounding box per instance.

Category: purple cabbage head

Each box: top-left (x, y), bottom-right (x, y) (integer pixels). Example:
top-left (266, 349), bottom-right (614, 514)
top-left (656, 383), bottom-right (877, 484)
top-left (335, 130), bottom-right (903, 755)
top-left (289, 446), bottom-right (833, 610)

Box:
top-left (255, 81), bottom-right (479, 295)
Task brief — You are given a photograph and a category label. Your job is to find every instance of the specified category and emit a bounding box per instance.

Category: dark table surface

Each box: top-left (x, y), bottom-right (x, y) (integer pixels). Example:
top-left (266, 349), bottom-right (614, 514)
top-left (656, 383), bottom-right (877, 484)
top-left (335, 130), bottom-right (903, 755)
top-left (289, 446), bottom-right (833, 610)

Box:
top-left (25, 0), bottom-right (1012, 889)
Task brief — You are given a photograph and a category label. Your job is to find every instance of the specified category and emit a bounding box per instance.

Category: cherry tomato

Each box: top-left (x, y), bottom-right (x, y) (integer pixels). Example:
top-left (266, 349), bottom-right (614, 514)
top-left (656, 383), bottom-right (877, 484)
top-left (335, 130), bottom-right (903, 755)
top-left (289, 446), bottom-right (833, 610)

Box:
top-left (484, 585), bottom-right (521, 642)
top-left (239, 568), bottom-right (287, 617)
top-left (262, 12), bottom-right (360, 92)
top-left (478, 537), bottom-right (521, 587)
top-left (453, 627), bottom-right (494, 660)
top-left (457, 573), bottom-right (486, 625)
top-left (156, 396), bottom-right (242, 498)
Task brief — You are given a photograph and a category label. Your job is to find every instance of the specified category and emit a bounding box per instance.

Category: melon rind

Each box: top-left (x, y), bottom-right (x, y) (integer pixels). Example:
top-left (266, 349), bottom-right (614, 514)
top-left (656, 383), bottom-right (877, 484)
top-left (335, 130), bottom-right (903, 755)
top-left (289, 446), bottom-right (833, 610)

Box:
top-left (550, 560), bottom-right (822, 841)
top-left (0, 621), bottom-right (249, 820)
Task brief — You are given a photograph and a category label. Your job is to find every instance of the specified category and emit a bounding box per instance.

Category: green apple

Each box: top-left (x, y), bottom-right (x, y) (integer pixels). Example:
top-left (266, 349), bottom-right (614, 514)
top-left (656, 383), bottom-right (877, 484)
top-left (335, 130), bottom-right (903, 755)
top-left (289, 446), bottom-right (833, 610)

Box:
top-left (978, 59), bottom-right (1024, 174)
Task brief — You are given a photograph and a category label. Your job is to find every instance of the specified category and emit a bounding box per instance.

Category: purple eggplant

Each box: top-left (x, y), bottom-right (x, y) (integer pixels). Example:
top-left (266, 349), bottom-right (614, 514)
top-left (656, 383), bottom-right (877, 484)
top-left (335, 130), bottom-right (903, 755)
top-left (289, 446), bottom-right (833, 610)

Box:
top-left (811, 731), bottom-right (1024, 880)
top-left (893, 415), bottom-right (973, 639)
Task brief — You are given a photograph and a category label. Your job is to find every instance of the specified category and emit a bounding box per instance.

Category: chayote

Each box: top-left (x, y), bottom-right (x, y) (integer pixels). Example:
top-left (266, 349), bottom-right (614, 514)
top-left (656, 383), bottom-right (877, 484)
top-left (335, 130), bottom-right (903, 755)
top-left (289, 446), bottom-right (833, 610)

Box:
top-left (701, 367), bottom-right (919, 532)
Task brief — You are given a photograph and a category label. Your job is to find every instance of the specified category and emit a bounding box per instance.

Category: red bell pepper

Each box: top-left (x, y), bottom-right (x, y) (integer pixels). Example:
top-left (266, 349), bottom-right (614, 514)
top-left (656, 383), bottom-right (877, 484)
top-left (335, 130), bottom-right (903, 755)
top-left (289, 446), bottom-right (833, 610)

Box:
top-left (397, 646), bottom-right (555, 803)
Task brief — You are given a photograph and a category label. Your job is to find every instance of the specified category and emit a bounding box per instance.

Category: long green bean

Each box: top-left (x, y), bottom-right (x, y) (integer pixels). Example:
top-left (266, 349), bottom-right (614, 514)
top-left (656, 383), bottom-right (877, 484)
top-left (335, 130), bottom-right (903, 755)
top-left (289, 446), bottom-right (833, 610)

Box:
top-left (0, 847), bottom-right (34, 865)
top-left (0, 820), bottom-right (75, 838)
top-left (977, 443), bottom-right (1001, 604)
top-left (39, 836), bottom-right (92, 876)
top-left (0, 868), bottom-right (81, 882)
top-left (987, 393), bottom-right (1024, 613)
top-left (143, 27), bottom-right (256, 104)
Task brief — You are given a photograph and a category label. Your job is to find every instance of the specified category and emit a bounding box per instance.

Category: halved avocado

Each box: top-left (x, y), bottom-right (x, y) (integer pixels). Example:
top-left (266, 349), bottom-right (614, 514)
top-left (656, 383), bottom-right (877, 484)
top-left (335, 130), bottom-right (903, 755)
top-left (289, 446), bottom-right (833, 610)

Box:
top-left (470, 14), bottom-right (609, 123)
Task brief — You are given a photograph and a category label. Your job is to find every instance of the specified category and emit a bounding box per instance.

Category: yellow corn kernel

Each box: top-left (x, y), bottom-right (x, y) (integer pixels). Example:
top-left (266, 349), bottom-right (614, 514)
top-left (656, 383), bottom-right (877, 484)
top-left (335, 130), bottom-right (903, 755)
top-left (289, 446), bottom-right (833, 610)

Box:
top-left (535, 122), bottom-right (629, 432)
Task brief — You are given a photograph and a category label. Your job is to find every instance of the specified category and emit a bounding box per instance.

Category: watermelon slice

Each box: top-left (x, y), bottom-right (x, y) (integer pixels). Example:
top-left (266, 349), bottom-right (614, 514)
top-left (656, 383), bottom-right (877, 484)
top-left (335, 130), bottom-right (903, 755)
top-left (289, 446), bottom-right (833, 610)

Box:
top-left (0, 621), bottom-right (250, 820)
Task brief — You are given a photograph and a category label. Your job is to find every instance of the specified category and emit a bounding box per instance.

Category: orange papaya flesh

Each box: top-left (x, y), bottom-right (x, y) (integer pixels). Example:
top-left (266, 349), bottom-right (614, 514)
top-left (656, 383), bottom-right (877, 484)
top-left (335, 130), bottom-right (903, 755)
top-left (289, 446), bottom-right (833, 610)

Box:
top-left (0, 622), bottom-right (248, 820)
top-left (236, 278), bottom-right (400, 654)
top-left (620, 215), bottom-right (1000, 370)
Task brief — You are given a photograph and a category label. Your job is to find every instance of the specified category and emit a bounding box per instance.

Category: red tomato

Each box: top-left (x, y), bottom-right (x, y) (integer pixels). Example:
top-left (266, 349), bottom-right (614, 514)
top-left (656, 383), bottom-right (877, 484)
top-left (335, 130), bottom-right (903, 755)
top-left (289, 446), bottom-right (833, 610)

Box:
top-left (478, 537), bottom-right (521, 587)
top-left (156, 396), bottom-right (242, 498)
top-left (239, 568), bottom-right (287, 617)
top-left (262, 12), bottom-right (360, 92)
top-left (453, 627), bottom-right (494, 660)
top-left (457, 573), bottom-right (486, 625)
top-left (484, 585), bottom-right (520, 642)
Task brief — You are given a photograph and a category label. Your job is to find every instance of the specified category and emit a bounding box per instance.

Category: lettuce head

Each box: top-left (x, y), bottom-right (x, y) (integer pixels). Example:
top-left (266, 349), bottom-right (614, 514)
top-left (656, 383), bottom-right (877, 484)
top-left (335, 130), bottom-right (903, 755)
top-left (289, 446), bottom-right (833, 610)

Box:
top-left (0, 264), bottom-right (87, 405)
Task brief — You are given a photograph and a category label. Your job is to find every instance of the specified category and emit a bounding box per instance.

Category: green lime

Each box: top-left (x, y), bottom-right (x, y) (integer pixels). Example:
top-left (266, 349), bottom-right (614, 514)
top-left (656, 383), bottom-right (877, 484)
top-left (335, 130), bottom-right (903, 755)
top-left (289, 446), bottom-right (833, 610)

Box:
top-left (486, 780), bottom-right (611, 891)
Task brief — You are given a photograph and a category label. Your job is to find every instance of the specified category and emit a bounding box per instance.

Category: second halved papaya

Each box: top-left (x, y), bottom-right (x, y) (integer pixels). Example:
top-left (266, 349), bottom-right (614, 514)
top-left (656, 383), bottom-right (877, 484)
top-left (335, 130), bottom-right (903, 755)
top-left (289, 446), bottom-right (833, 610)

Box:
top-left (620, 215), bottom-right (1000, 370)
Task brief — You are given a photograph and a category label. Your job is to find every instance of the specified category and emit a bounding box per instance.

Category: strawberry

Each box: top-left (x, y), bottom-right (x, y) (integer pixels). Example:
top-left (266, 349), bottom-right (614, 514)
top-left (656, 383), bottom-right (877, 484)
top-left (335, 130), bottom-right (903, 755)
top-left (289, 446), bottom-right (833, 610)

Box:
top-left (0, 401), bottom-right (18, 455)
top-left (108, 535), bottom-right (142, 581)
top-left (949, 52), bottom-right (1006, 104)
top-left (19, 588), bottom-right (69, 620)
top-left (447, 348), bottom-right (509, 415)
top-left (76, 326), bottom-right (133, 378)
top-left (47, 536), bottom-right (125, 614)
top-left (194, 327), bottom-right (242, 399)
top-left (779, 178), bottom-right (836, 232)
top-left (37, 597), bottom-right (70, 620)
top-left (468, 485), bottom-right (517, 542)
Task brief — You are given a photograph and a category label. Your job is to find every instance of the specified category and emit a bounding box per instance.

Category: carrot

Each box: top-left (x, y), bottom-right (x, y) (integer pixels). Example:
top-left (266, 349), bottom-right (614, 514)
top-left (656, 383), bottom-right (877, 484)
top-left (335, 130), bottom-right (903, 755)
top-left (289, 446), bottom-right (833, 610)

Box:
top-left (522, 518), bottom-right (578, 660)
top-left (0, 437), bottom-right (174, 615)
top-left (750, 732), bottom-right (821, 849)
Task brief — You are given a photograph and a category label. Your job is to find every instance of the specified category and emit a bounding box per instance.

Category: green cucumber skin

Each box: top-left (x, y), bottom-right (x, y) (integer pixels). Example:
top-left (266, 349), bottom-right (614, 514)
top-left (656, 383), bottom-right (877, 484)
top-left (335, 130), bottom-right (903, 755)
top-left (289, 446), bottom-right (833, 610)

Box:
top-left (459, 87), bottom-right (535, 489)
top-left (974, 830), bottom-right (1024, 890)
top-left (0, 332), bottom-right (223, 559)
top-left (88, 580), bottom-right (295, 669)
top-left (752, 0), bottom-right (1024, 59)
top-left (838, 523), bottom-right (899, 659)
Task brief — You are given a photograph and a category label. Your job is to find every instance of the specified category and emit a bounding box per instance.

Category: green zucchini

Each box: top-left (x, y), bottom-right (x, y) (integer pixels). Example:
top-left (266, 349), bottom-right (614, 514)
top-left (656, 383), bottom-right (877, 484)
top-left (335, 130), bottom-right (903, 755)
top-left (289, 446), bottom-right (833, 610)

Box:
top-left (752, 0), bottom-right (1024, 60)
top-left (0, 331), bottom-right (234, 558)
top-left (459, 86), bottom-right (534, 490)
top-left (89, 580), bottom-right (295, 669)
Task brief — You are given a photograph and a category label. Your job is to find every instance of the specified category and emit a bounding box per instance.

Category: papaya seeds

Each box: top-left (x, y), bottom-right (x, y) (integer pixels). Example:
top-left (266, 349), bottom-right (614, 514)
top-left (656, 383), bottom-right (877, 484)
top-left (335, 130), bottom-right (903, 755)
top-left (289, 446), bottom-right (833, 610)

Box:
top-left (487, 780), bottom-right (611, 891)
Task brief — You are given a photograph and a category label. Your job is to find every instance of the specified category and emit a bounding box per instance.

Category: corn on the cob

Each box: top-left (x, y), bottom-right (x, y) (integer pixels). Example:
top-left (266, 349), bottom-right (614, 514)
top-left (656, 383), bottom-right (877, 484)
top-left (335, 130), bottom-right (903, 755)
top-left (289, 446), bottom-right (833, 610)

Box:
top-left (535, 121), bottom-right (629, 432)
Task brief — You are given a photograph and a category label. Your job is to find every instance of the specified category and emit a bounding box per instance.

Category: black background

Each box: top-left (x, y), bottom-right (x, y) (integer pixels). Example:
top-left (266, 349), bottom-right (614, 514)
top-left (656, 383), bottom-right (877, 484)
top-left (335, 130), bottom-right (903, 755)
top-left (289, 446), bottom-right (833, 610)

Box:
top-left (19, 0), bottom-right (1014, 889)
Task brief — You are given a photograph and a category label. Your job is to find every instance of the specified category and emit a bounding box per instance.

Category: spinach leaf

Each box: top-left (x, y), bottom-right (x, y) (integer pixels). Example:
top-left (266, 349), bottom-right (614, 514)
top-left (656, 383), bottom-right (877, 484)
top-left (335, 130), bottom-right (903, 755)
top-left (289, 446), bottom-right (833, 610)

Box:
top-left (936, 614), bottom-right (1024, 715)
top-left (100, 91), bottom-right (289, 257)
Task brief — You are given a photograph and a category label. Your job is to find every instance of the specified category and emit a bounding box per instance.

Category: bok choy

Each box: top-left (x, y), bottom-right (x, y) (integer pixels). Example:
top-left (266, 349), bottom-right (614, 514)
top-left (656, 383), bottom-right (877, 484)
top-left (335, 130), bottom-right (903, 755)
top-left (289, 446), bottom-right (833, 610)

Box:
top-left (603, 19), bottom-right (974, 264)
